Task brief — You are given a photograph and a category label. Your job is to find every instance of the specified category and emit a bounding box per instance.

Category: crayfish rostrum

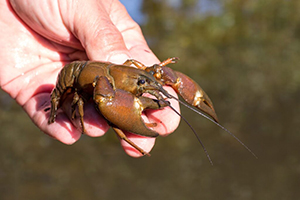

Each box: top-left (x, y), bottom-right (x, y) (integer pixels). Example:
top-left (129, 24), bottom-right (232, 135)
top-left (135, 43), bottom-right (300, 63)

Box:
top-left (48, 58), bottom-right (255, 162)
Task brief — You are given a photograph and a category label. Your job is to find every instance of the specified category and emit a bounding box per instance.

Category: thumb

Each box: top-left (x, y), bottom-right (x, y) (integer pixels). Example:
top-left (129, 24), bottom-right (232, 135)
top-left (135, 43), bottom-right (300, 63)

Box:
top-left (63, 0), bottom-right (131, 63)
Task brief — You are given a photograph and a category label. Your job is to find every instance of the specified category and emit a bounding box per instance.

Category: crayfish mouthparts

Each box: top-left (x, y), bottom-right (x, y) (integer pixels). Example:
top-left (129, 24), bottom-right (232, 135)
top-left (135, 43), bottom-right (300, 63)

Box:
top-left (48, 58), bottom-right (256, 162)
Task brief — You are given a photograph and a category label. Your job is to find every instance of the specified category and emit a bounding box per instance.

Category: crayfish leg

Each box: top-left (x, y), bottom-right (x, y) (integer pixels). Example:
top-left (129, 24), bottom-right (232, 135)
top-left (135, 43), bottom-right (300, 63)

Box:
top-left (159, 57), bottom-right (179, 67)
top-left (123, 59), bottom-right (147, 70)
top-left (71, 92), bottom-right (86, 134)
top-left (145, 122), bottom-right (157, 128)
top-left (112, 127), bottom-right (150, 156)
top-left (77, 98), bottom-right (85, 134)
top-left (71, 92), bottom-right (79, 120)
top-left (48, 89), bottom-right (60, 124)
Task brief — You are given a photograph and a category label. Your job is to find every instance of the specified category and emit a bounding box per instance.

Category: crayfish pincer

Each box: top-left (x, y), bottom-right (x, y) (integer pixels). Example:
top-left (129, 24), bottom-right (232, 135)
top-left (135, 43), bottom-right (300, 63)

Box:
top-left (48, 58), bottom-right (256, 162)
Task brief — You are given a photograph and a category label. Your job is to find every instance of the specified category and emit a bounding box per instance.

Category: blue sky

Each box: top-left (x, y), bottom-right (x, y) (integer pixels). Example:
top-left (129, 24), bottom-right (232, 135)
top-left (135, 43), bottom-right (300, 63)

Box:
top-left (119, 0), bottom-right (146, 24)
top-left (120, 0), bottom-right (222, 25)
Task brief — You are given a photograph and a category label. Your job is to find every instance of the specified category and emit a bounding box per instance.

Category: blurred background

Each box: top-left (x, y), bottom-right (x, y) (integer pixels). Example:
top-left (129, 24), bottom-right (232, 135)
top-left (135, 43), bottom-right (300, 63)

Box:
top-left (1, 0), bottom-right (300, 199)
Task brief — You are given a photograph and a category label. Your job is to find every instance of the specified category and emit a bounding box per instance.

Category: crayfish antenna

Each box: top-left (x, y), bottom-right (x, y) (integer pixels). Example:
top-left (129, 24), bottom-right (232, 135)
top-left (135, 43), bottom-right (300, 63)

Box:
top-left (161, 99), bottom-right (213, 165)
top-left (166, 93), bottom-right (258, 160)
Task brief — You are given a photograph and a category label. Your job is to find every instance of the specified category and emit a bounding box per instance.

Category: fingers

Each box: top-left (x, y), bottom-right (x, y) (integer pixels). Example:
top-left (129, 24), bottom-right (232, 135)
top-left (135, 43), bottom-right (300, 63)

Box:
top-left (9, 0), bottom-right (83, 49)
top-left (61, 0), bottom-right (131, 62)
top-left (16, 62), bottom-right (109, 144)
top-left (23, 92), bottom-right (82, 144)
top-left (67, 0), bottom-right (180, 138)
top-left (119, 132), bottom-right (156, 158)
top-left (60, 1), bottom-right (165, 156)
top-left (7, 0), bottom-right (181, 157)
top-left (23, 89), bottom-right (110, 145)
top-left (144, 87), bottom-right (181, 136)
top-left (60, 95), bottom-right (110, 138)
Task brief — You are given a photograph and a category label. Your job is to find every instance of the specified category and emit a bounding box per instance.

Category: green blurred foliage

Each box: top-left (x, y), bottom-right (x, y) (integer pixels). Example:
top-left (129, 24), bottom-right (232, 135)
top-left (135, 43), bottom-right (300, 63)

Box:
top-left (1, 0), bottom-right (300, 199)
top-left (140, 0), bottom-right (300, 199)
top-left (142, 0), bottom-right (300, 135)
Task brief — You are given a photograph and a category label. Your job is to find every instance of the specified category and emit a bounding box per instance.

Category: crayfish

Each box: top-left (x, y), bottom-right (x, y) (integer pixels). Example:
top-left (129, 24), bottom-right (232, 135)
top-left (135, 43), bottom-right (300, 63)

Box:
top-left (48, 58), bottom-right (256, 164)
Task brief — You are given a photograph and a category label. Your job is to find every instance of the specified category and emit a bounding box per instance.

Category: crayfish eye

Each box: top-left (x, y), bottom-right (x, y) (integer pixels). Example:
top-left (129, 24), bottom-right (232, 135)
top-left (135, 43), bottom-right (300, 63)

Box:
top-left (138, 79), bottom-right (146, 85)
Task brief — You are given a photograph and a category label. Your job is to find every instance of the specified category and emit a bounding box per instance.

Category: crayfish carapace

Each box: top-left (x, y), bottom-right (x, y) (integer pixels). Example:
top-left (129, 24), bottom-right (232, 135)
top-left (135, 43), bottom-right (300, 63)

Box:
top-left (48, 58), bottom-right (256, 164)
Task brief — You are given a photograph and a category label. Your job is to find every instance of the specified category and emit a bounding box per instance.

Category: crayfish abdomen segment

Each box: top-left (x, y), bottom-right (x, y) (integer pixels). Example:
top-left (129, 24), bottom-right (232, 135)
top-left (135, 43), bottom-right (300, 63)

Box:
top-left (48, 61), bottom-right (87, 124)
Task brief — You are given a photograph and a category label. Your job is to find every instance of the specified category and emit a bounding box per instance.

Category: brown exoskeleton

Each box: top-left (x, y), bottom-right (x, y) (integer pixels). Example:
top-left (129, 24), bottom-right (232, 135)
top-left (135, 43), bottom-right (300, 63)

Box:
top-left (48, 58), bottom-right (256, 163)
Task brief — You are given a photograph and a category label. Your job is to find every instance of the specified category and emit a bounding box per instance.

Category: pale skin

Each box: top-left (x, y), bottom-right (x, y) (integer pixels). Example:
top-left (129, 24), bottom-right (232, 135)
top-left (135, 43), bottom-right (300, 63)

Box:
top-left (0, 0), bottom-right (180, 157)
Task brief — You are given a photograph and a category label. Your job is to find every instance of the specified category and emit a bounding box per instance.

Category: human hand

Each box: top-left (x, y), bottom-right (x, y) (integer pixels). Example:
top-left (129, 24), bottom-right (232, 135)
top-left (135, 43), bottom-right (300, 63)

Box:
top-left (0, 0), bottom-right (180, 157)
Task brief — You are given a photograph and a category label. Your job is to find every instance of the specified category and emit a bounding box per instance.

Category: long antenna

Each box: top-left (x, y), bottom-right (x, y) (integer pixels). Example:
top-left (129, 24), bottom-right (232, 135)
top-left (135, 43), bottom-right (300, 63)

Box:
top-left (163, 91), bottom-right (257, 159)
top-left (161, 99), bottom-right (213, 165)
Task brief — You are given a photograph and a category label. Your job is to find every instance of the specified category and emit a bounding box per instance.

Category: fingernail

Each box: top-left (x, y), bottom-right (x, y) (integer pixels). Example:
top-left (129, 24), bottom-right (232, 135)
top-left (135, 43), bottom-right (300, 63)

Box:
top-left (108, 53), bottom-right (131, 64)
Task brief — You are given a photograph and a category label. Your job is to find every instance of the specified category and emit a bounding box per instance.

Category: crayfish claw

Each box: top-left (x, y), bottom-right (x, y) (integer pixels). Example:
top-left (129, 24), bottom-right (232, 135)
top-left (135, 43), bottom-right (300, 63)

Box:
top-left (197, 98), bottom-right (219, 123)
